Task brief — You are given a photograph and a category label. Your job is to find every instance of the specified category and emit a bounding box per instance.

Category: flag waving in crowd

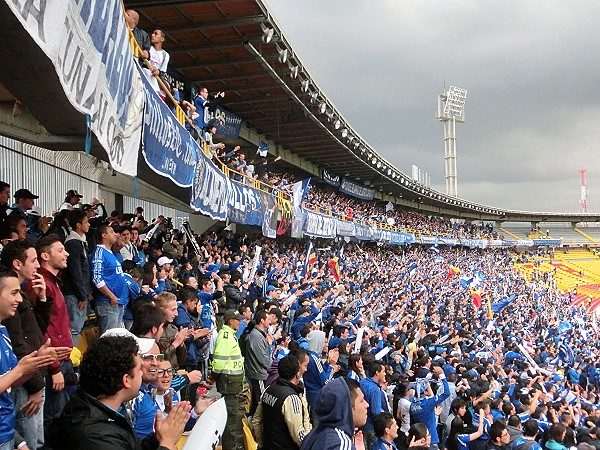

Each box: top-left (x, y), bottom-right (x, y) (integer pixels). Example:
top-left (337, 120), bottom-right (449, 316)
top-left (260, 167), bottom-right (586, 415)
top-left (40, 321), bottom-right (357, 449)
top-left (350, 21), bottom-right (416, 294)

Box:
top-left (300, 241), bottom-right (317, 280)
top-left (328, 246), bottom-right (344, 282)
top-left (445, 265), bottom-right (460, 281)
top-left (471, 288), bottom-right (482, 308)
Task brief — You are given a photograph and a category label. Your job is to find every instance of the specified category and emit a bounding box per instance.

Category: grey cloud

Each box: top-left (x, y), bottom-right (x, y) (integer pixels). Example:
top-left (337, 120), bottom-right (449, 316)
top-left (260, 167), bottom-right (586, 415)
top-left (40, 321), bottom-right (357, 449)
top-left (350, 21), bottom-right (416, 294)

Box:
top-left (264, 0), bottom-right (600, 212)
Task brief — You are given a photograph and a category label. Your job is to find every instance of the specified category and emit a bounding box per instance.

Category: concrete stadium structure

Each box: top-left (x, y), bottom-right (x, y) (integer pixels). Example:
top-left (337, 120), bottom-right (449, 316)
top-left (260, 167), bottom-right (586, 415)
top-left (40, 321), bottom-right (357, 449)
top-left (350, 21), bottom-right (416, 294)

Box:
top-left (0, 0), bottom-right (599, 238)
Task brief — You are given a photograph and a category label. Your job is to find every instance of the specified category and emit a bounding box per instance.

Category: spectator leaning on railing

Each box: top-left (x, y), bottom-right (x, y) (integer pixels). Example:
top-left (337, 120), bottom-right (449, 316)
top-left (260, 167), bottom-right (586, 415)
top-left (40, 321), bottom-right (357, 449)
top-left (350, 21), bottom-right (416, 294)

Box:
top-left (148, 28), bottom-right (170, 100)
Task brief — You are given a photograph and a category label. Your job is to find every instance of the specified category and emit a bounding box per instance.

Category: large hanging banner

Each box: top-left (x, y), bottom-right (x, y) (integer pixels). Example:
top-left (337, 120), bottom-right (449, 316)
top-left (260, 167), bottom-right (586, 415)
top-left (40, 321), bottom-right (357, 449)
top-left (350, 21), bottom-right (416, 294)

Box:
top-left (227, 182), bottom-right (264, 226)
top-left (355, 223), bottom-right (375, 241)
top-left (261, 192), bottom-right (278, 238)
top-left (6, 0), bottom-right (145, 176)
top-left (339, 177), bottom-right (375, 200)
top-left (138, 65), bottom-right (197, 187)
top-left (190, 151), bottom-right (229, 220)
top-left (336, 219), bottom-right (356, 237)
top-left (322, 169), bottom-right (341, 187)
top-left (303, 210), bottom-right (337, 238)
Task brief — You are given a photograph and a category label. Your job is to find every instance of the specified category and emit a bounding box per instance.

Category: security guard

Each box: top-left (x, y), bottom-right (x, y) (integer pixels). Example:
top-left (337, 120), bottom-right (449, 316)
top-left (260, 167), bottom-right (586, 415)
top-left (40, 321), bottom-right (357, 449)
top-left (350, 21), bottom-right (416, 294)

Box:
top-left (212, 309), bottom-right (245, 450)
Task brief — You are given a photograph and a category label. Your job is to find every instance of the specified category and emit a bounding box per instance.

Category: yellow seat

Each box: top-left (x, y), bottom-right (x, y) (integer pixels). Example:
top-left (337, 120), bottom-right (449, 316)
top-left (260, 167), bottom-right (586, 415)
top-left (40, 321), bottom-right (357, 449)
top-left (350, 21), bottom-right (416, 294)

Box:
top-left (77, 326), bottom-right (100, 354)
top-left (242, 416), bottom-right (257, 450)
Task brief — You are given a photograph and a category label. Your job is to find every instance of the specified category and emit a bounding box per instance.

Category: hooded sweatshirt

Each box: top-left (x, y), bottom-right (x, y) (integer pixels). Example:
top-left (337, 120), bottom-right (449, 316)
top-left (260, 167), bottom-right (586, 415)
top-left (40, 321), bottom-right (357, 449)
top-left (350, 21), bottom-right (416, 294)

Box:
top-left (304, 330), bottom-right (335, 406)
top-left (300, 378), bottom-right (356, 450)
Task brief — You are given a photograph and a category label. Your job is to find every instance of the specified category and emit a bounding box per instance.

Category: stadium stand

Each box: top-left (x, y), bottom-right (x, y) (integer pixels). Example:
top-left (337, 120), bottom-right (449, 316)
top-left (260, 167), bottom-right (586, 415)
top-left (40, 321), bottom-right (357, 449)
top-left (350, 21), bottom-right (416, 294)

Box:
top-left (3, 3), bottom-right (600, 450)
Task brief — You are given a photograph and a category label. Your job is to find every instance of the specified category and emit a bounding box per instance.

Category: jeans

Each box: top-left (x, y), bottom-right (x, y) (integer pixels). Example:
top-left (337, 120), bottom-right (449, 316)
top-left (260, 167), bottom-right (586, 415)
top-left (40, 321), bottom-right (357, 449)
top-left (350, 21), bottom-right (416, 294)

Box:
top-left (0, 439), bottom-right (13, 450)
top-left (65, 294), bottom-right (87, 347)
top-left (44, 360), bottom-right (74, 436)
top-left (12, 386), bottom-right (45, 449)
top-left (95, 302), bottom-right (124, 335)
top-left (248, 378), bottom-right (265, 417)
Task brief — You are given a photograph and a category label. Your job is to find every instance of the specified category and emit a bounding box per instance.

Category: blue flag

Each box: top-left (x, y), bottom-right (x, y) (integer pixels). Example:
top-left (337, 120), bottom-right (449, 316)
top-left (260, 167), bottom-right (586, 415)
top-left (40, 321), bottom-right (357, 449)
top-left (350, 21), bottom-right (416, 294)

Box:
top-left (491, 294), bottom-right (516, 313)
top-left (558, 340), bottom-right (575, 366)
top-left (257, 140), bottom-right (269, 157)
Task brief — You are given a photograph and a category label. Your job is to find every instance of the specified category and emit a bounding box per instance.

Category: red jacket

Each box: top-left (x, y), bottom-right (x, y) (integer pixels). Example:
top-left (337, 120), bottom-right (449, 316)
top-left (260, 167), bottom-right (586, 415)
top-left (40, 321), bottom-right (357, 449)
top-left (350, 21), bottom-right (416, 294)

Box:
top-left (24, 267), bottom-right (73, 374)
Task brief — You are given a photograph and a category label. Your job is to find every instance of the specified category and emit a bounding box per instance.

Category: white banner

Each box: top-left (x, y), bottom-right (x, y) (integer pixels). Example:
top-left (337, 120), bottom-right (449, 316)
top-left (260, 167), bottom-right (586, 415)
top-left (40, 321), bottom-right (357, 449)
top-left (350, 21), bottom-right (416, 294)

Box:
top-left (303, 210), bottom-right (337, 238)
top-left (248, 246), bottom-right (262, 281)
top-left (6, 0), bottom-right (144, 176)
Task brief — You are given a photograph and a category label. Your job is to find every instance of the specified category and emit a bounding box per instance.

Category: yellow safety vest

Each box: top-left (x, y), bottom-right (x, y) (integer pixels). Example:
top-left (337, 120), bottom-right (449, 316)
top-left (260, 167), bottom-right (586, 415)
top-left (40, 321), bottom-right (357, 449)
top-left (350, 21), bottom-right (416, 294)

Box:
top-left (212, 324), bottom-right (244, 375)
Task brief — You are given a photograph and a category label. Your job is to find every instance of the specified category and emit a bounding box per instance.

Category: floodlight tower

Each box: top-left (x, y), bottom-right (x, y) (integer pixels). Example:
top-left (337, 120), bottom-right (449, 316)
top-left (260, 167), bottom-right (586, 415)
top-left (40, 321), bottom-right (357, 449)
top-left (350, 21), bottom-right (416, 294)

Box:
top-left (437, 86), bottom-right (467, 197)
top-left (579, 168), bottom-right (588, 213)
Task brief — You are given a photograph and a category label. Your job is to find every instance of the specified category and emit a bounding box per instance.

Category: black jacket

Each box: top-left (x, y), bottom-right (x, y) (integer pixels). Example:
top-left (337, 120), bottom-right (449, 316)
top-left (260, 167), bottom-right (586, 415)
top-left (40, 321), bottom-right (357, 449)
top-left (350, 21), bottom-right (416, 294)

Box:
top-left (47, 389), bottom-right (160, 450)
top-left (223, 282), bottom-right (247, 310)
top-left (62, 231), bottom-right (92, 299)
top-left (2, 291), bottom-right (53, 394)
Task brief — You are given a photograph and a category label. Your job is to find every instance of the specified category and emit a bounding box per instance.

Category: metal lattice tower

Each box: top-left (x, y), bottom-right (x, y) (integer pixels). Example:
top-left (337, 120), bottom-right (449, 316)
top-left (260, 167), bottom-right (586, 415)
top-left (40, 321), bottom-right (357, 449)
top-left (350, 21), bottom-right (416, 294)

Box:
top-left (436, 86), bottom-right (467, 197)
top-left (579, 168), bottom-right (588, 213)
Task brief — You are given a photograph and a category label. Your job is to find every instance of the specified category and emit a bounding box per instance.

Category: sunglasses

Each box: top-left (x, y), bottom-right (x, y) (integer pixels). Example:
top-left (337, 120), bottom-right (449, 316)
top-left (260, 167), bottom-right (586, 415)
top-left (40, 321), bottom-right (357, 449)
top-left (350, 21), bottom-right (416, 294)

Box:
top-left (141, 353), bottom-right (164, 362)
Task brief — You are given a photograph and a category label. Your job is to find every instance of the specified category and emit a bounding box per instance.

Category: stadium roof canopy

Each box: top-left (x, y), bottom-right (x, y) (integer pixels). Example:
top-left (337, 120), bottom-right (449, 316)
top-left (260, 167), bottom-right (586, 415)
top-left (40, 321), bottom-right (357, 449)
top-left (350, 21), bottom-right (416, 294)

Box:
top-left (124, 0), bottom-right (600, 223)
top-left (125, 0), bottom-right (488, 211)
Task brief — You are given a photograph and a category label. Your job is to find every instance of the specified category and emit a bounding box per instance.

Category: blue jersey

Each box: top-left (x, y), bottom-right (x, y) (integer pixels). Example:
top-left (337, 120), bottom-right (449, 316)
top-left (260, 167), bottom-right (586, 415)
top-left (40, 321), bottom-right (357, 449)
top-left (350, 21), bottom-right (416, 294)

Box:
top-left (410, 377), bottom-right (450, 445)
top-left (0, 326), bottom-right (18, 443)
top-left (373, 438), bottom-right (398, 450)
top-left (91, 245), bottom-right (127, 303)
top-left (457, 434), bottom-right (473, 450)
top-left (198, 291), bottom-right (215, 328)
top-left (122, 273), bottom-right (141, 320)
top-left (132, 384), bottom-right (158, 439)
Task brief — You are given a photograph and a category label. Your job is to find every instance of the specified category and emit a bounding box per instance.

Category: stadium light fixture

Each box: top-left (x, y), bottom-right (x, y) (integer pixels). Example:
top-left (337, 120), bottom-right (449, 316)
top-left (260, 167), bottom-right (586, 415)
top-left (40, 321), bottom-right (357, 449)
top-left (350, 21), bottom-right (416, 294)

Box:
top-left (275, 44), bottom-right (288, 63)
top-left (353, 141), bottom-right (360, 149)
top-left (326, 111), bottom-right (335, 121)
top-left (319, 101), bottom-right (327, 114)
top-left (309, 91), bottom-right (319, 103)
top-left (377, 162), bottom-right (382, 169)
top-left (301, 79), bottom-right (310, 92)
top-left (261, 23), bottom-right (274, 43)
top-left (371, 158), bottom-right (377, 165)
top-left (341, 128), bottom-right (348, 138)
top-left (334, 120), bottom-right (342, 130)
top-left (287, 61), bottom-right (299, 78)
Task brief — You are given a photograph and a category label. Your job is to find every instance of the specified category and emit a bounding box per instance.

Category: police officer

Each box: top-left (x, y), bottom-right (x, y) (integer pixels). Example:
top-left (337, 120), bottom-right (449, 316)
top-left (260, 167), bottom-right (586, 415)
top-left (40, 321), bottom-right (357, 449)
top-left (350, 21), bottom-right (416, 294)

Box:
top-left (212, 309), bottom-right (245, 450)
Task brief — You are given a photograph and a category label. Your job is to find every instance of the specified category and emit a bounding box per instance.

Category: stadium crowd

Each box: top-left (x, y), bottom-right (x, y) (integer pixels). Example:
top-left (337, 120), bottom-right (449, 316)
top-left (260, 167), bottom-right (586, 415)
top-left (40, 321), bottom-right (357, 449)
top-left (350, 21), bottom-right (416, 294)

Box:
top-left (0, 177), bottom-right (599, 450)
top-left (0, 7), bottom-right (597, 450)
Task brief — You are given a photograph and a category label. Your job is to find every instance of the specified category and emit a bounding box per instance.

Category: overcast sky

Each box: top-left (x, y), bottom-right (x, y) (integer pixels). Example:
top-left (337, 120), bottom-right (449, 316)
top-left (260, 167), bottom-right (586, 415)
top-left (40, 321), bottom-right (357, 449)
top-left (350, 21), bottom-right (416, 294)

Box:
top-left (263, 0), bottom-right (600, 213)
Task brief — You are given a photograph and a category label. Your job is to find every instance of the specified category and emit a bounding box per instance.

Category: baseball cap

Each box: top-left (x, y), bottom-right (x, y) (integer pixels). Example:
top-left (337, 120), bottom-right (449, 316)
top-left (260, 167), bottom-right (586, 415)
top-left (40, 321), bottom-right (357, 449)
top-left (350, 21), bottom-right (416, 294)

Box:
top-left (14, 188), bottom-right (38, 200)
top-left (223, 309), bottom-right (243, 322)
top-left (101, 328), bottom-right (155, 354)
top-left (66, 189), bottom-right (83, 198)
top-left (157, 256), bottom-right (173, 266)
top-left (266, 285), bottom-right (282, 293)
